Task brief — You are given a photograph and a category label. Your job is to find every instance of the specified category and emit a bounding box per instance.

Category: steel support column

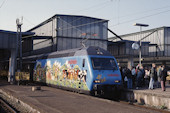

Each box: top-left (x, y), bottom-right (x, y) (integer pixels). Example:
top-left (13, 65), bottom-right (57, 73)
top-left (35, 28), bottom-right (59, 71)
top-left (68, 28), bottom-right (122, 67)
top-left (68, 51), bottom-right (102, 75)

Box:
top-left (8, 49), bottom-right (16, 83)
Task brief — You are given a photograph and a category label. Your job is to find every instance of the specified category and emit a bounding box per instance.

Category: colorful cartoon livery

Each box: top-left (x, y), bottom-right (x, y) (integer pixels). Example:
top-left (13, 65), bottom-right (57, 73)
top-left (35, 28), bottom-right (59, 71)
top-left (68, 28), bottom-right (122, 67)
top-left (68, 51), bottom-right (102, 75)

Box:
top-left (33, 46), bottom-right (122, 95)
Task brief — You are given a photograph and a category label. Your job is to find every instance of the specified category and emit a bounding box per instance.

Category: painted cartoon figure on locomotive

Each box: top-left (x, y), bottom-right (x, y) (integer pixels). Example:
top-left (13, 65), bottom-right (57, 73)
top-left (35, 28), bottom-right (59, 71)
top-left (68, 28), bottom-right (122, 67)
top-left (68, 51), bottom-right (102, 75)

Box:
top-left (33, 46), bottom-right (122, 95)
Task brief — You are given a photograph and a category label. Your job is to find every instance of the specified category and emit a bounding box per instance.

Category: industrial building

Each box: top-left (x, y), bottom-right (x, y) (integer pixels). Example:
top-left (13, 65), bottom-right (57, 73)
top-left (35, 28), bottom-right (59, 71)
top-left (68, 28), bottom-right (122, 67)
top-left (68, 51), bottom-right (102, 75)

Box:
top-left (108, 26), bottom-right (170, 67)
top-left (24, 14), bottom-right (108, 56)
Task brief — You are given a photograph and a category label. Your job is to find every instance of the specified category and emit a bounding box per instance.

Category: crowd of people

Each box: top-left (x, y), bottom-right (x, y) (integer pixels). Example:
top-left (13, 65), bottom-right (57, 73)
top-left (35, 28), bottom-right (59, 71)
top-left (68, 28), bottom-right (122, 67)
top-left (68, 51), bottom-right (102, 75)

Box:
top-left (119, 63), bottom-right (168, 91)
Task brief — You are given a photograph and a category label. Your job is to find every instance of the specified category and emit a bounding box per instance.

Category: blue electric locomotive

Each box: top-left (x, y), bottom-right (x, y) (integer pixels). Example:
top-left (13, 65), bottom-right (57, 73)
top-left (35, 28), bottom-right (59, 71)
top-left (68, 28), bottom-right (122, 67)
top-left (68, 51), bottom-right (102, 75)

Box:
top-left (33, 46), bottom-right (122, 95)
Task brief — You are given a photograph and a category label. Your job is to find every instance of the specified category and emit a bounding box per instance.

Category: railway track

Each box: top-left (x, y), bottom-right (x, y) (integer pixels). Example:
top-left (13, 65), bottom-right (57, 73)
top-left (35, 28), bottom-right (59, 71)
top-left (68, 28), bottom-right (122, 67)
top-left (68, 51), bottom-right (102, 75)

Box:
top-left (0, 97), bottom-right (18, 113)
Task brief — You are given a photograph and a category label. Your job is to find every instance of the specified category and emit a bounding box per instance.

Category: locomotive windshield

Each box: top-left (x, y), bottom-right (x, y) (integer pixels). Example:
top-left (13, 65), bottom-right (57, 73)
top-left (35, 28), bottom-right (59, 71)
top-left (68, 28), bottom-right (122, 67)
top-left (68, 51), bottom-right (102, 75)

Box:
top-left (91, 57), bottom-right (118, 70)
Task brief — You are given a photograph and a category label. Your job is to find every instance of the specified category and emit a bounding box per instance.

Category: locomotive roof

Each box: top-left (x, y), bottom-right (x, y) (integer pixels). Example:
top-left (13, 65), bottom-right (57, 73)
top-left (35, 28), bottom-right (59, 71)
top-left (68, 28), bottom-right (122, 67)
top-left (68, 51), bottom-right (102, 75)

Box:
top-left (23, 46), bottom-right (113, 61)
top-left (45, 46), bottom-right (112, 59)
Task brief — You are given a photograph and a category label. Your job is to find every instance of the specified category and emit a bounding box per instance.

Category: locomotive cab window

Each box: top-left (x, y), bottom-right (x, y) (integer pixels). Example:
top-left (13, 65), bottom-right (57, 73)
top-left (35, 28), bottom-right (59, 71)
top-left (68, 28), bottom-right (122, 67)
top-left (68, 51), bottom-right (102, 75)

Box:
top-left (91, 58), bottom-right (118, 70)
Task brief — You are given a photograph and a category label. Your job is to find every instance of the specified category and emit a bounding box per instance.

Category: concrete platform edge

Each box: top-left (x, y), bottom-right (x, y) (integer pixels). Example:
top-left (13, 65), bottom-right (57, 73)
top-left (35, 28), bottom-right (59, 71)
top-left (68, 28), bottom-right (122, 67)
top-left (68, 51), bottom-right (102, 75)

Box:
top-left (122, 89), bottom-right (170, 110)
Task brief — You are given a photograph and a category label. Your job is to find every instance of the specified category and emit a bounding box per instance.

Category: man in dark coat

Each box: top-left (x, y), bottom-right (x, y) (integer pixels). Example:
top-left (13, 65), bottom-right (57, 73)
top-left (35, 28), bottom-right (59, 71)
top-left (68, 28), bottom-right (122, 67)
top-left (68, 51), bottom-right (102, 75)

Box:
top-left (126, 68), bottom-right (132, 89)
top-left (136, 67), bottom-right (142, 89)
top-left (160, 65), bottom-right (167, 91)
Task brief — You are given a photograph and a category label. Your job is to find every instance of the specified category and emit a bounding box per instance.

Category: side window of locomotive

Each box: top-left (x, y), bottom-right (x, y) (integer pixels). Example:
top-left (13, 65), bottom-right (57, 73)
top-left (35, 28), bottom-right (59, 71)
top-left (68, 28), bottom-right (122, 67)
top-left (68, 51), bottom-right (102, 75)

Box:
top-left (82, 59), bottom-right (85, 67)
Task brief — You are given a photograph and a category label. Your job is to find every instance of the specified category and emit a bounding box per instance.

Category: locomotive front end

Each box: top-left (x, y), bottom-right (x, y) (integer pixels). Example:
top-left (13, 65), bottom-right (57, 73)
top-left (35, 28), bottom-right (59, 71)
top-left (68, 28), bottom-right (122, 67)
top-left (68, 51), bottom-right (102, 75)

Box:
top-left (90, 56), bottom-right (122, 96)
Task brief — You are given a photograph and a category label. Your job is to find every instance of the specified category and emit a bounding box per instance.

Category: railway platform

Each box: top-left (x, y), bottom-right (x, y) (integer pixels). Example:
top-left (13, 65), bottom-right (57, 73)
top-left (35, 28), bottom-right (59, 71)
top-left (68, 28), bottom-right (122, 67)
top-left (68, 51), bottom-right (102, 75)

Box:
top-left (122, 83), bottom-right (170, 110)
top-left (0, 79), bottom-right (169, 113)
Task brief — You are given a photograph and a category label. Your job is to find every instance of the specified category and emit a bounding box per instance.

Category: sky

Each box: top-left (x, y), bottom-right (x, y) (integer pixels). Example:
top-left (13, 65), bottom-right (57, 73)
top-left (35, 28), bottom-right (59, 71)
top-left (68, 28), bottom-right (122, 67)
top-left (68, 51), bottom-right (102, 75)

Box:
top-left (1, 0), bottom-right (170, 37)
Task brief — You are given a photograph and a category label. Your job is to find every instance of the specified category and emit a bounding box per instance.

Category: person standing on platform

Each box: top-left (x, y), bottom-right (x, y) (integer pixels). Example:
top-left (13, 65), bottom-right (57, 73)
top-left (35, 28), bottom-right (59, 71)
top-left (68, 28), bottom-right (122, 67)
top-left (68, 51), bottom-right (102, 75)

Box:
top-left (160, 65), bottom-right (167, 91)
top-left (136, 67), bottom-right (142, 89)
top-left (131, 66), bottom-right (136, 88)
top-left (149, 63), bottom-right (156, 89)
top-left (140, 66), bottom-right (145, 87)
top-left (126, 68), bottom-right (132, 89)
top-left (157, 65), bottom-right (162, 88)
top-left (144, 67), bottom-right (150, 87)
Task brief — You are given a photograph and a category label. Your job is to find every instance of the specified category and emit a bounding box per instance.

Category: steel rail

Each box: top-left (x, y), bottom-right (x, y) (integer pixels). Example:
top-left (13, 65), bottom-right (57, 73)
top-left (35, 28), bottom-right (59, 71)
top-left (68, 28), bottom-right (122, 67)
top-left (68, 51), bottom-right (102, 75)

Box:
top-left (0, 98), bottom-right (17, 113)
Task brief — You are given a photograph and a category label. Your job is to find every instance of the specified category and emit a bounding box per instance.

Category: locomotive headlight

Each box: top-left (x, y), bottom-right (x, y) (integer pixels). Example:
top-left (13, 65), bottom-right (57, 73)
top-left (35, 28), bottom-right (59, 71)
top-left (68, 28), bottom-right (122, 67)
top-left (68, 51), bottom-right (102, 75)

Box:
top-left (114, 80), bottom-right (120, 83)
top-left (94, 80), bottom-right (101, 83)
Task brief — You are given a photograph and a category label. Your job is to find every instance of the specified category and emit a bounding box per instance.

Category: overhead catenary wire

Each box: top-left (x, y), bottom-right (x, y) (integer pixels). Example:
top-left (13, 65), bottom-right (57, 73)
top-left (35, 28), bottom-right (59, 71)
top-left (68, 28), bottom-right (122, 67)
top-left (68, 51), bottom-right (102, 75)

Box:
top-left (61, 0), bottom-right (111, 29)
top-left (27, 1), bottom-right (170, 46)
top-left (57, 7), bottom-right (170, 32)
top-left (30, 7), bottom-right (170, 41)
top-left (25, 1), bottom-right (170, 34)
top-left (23, 16), bottom-right (36, 26)
top-left (58, 17), bottom-right (84, 35)
top-left (87, 1), bottom-right (170, 26)
top-left (58, 19), bottom-right (107, 31)
top-left (56, 5), bottom-right (170, 32)
top-left (36, 6), bottom-right (170, 39)
top-left (117, 5), bottom-right (170, 20)
top-left (109, 8), bottom-right (170, 28)
top-left (26, 2), bottom-right (170, 53)
top-left (24, 0), bottom-right (112, 32)
top-left (0, 0), bottom-right (7, 9)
